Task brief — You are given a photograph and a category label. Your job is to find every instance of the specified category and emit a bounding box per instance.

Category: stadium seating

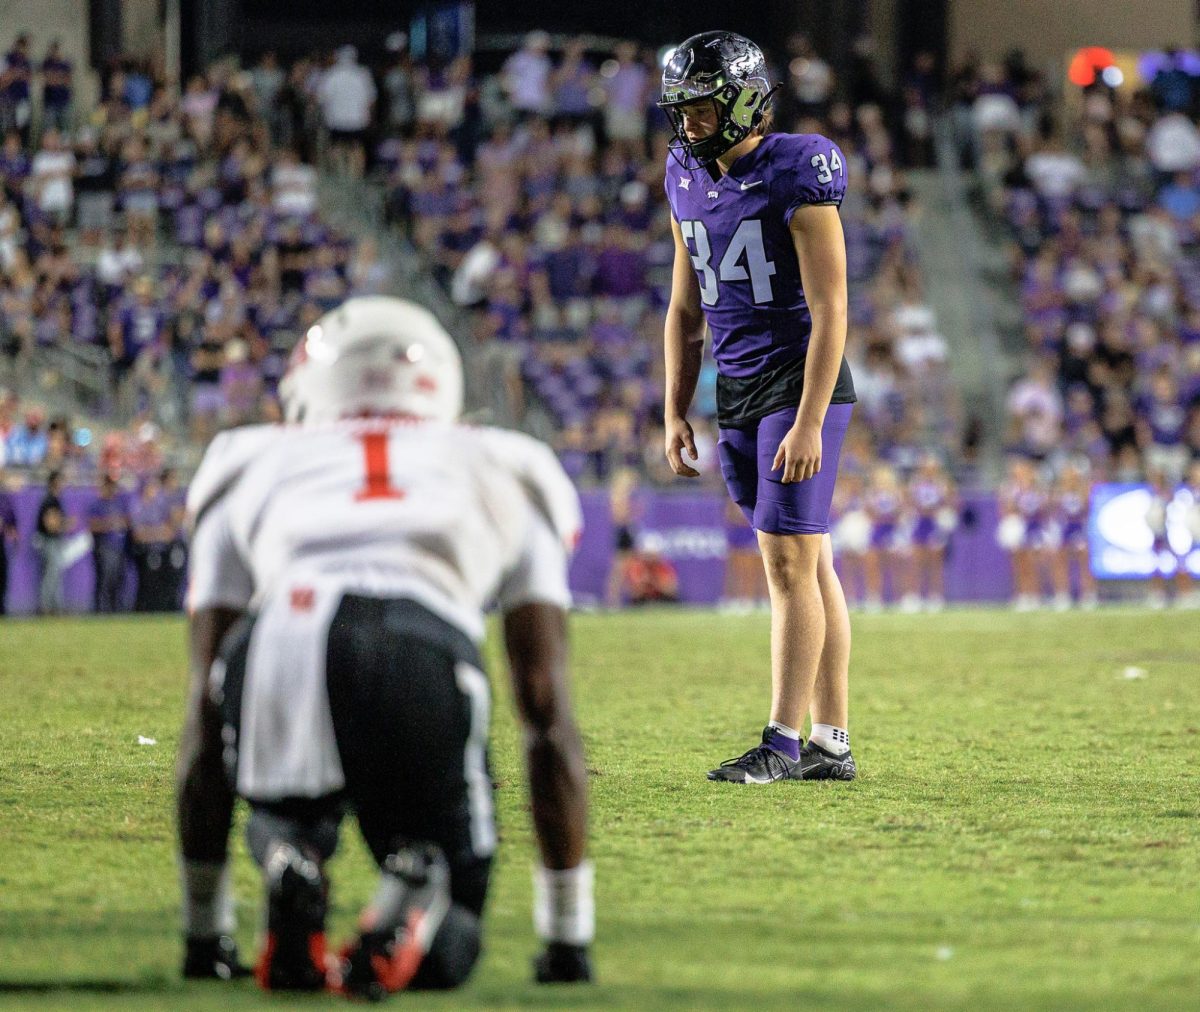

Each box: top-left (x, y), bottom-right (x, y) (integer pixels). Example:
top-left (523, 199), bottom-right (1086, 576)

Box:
top-left (956, 56), bottom-right (1200, 480)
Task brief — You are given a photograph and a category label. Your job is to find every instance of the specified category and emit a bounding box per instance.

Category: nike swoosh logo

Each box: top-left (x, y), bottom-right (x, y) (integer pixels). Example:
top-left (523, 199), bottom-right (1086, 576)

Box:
top-left (740, 180), bottom-right (764, 189)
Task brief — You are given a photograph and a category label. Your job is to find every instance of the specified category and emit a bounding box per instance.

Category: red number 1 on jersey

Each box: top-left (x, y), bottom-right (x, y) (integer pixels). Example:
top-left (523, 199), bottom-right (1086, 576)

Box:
top-left (355, 431), bottom-right (405, 501)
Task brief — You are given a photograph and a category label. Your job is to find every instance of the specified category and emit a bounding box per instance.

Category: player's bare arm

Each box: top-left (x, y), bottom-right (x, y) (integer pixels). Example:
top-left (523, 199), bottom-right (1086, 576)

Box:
top-left (176, 604), bottom-right (248, 978)
top-left (663, 214), bottom-right (706, 478)
top-left (502, 601), bottom-right (588, 868)
top-left (770, 205), bottom-right (849, 484)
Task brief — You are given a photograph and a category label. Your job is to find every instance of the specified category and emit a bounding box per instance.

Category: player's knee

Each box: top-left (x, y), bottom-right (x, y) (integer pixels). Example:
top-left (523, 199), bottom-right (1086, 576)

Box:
top-left (411, 905), bottom-right (482, 990)
top-left (760, 540), bottom-right (821, 592)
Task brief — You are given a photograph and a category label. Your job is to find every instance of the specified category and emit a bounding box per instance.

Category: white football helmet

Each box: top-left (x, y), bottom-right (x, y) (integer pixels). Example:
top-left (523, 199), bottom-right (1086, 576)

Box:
top-left (280, 296), bottom-right (464, 424)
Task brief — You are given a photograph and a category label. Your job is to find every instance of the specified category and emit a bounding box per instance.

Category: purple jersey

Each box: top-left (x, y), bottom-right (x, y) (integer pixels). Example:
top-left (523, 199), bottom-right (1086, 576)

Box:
top-left (911, 478), bottom-right (953, 546)
top-left (911, 478), bottom-right (947, 516)
top-left (88, 495), bottom-right (128, 550)
top-left (1057, 489), bottom-right (1088, 546)
top-left (1142, 396), bottom-right (1186, 446)
top-left (1002, 485), bottom-right (1053, 550)
top-left (131, 492), bottom-right (171, 547)
top-left (866, 489), bottom-right (904, 550)
top-left (1013, 487), bottom-right (1047, 525)
top-left (664, 133), bottom-right (847, 379)
top-left (120, 304), bottom-right (166, 359)
top-left (866, 489), bottom-right (905, 549)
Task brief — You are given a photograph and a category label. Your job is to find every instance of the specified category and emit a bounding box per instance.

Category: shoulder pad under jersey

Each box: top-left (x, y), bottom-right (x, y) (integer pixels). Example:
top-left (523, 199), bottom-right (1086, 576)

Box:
top-left (186, 424), bottom-right (286, 530)
top-left (474, 427), bottom-right (583, 552)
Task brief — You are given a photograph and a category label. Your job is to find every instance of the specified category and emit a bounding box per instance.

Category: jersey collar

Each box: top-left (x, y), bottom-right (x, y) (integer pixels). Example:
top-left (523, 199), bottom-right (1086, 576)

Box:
top-left (716, 134), bottom-right (776, 188)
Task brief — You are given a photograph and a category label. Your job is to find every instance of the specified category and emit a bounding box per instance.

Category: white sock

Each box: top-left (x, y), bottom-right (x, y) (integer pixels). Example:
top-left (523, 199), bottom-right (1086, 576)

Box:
top-left (810, 723), bottom-right (850, 755)
top-left (180, 860), bottom-right (236, 938)
top-left (533, 862), bottom-right (595, 946)
top-left (766, 720), bottom-right (801, 740)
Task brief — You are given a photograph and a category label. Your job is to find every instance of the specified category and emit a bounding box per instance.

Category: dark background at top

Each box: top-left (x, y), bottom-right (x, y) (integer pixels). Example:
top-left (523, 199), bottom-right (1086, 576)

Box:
top-left (182, 0), bottom-right (946, 97)
top-left (241, 0), bottom-right (798, 48)
top-left (230, 0), bottom-right (911, 64)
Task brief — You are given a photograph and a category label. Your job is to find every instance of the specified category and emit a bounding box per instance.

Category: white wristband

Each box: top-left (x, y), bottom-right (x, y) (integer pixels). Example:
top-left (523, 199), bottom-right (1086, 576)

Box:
top-left (532, 861), bottom-right (594, 945)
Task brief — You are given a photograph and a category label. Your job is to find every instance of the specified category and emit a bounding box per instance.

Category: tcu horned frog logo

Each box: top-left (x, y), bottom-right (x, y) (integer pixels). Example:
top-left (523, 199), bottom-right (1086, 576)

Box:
top-left (725, 48), bottom-right (758, 80)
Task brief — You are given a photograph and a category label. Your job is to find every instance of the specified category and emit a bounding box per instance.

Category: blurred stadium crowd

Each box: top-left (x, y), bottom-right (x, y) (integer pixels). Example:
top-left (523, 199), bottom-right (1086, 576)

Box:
top-left (1, 30), bottom-right (1199, 612)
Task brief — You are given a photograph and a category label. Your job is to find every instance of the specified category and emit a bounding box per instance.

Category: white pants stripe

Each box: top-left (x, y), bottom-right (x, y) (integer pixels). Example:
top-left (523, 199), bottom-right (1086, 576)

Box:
top-left (455, 661), bottom-right (496, 857)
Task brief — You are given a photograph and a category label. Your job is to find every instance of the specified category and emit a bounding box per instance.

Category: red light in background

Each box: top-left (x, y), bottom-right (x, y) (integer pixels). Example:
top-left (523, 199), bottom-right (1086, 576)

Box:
top-left (1069, 46), bottom-right (1116, 87)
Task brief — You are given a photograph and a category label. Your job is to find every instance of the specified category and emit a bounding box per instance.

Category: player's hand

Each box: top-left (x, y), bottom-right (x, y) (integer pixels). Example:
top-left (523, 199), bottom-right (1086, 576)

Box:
top-left (664, 416), bottom-right (700, 478)
top-left (772, 421), bottom-right (822, 484)
top-left (534, 943), bottom-right (594, 984)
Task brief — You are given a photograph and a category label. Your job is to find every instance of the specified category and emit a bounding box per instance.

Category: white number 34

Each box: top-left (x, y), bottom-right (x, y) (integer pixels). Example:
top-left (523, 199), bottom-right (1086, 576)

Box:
top-left (811, 149), bottom-right (843, 185)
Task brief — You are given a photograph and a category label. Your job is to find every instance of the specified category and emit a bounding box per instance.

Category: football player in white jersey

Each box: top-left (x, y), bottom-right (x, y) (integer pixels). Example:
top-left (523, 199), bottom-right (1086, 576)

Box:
top-left (176, 296), bottom-right (594, 996)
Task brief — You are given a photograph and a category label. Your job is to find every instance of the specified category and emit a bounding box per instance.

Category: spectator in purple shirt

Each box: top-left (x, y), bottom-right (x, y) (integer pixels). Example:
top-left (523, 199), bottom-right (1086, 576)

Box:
top-left (593, 223), bottom-right (645, 299)
top-left (552, 38), bottom-right (597, 128)
top-left (1, 35), bottom-right (33, 143)
top-left (160, 466), bottom-right (188, 609)
top-left (602, 41), bottom-right (648, 153)
top-left (40, 40), bottom-right (73, 133)
top-left (0, 129), bottom-right (30, 203)
top-left (1136, 369), bottom-right (1189, 482)
top-left (108, 277), bottom-right (166, 415)
top-left (88, 473), bottom-right (128, 612)
top-left (219, 338), bottom-right (263, 425)
top-left (130, 475), bottom-right (174, 612)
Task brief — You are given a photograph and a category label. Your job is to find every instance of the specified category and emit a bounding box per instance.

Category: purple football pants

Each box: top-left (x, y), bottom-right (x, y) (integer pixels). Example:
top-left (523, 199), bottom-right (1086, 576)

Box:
top-left (717, 402), bottom-right (853, 536)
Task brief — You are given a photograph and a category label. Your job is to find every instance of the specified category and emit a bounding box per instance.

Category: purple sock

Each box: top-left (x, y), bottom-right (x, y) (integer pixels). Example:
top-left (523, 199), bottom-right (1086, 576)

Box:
top-left (765, 727), bottom-right (801, 761)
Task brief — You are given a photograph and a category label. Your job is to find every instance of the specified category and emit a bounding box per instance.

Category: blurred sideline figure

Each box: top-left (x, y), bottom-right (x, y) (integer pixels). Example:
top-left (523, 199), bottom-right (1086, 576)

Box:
top-left (605, 467), bottom-right (640, 608)
top-left (830, 471), bottom-right (869, 610)
top-left (176, 296), bottom-right (594, 996)
top-left (997, 457), bottom-right (1055, 611)
top-left (1145, 467), bottom-right (1194, 609)
top-left (908, 453), bottom-right (958, 612)
top-left (1050, 460), bottom-right (1097, 610)
top-left (863, 462), bottom-right (910, 612)
top-left (721, 498), bottom-right (768, 612)
top-left (621, 547), bottom-right (680, 605)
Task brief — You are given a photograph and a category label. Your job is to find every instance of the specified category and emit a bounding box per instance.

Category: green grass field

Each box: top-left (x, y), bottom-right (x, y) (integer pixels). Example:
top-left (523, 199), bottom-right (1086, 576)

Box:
top-left (1, 608), bottom-right (1198, 1010)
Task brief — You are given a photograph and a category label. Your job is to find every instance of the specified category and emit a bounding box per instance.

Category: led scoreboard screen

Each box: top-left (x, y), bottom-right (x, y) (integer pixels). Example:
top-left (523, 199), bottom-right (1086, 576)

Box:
top-left (1088, 483), bottom-right (1200, 579)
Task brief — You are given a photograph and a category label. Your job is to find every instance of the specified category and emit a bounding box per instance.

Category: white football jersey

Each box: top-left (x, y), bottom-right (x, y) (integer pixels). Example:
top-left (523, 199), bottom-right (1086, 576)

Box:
top-left (187, 419), bottom-right (582, 641)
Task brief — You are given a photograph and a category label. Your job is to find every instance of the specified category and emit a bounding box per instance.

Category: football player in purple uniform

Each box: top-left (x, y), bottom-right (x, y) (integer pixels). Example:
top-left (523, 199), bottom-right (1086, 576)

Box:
top-left (659, 32), bottom-right (857, 783)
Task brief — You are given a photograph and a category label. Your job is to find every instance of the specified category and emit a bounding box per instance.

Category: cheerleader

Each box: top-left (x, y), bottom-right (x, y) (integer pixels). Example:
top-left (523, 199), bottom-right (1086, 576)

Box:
top-left (1050, 460), bottom-right (1097, 609)
top-left (908, 452), bottom-right (959, 611)
top-left (721, 497), bottom-right (769, 613)
top-left (997, 457), bottom-right (1054, 611)
top-left (1144, 467), bottom-right (1189, 608)
top-left (863, 462), bottom-right (911, 611)
top-left (830, 471), bottom-right (870, 610)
